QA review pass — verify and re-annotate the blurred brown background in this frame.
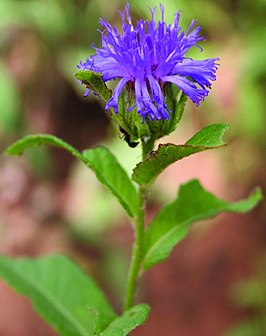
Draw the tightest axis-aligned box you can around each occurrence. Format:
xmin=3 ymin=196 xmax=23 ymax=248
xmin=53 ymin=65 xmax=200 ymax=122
xmin=0 ymin=0 xmax=265 ymax=335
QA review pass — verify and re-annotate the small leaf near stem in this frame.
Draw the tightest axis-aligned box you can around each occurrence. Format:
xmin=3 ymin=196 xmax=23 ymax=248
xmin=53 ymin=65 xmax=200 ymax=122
xmin=102 ymin=304 xmax=150 ymax=336
xmin=123 ymin=138 xmax=154 ymax=311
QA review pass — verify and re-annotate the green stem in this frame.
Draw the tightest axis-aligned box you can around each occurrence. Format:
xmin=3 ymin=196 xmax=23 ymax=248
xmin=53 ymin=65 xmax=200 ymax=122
xmin=123 ymin=139 xmax=154 ymax=312
xmin=123 ymin=185 xmax=146 ymax=311
xmin=141 ymin=136 xmax=155 ymax=160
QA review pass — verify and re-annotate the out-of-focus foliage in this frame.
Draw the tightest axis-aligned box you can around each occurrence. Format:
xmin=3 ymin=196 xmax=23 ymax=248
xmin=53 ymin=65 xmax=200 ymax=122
xmin=0 ymin=0 xmax=106 ymax=94
xmin=227 ymin=258 xmax=266 ymax=336
xmin=0 ymin=60 xmax=20 ymax=135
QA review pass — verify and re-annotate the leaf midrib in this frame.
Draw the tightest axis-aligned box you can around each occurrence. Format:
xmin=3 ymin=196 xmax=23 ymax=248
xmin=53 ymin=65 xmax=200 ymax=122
xmin=1 ymin=262 xmax=90 ymax=336
xmin=142 ymin=206 xmax=226 ymax=268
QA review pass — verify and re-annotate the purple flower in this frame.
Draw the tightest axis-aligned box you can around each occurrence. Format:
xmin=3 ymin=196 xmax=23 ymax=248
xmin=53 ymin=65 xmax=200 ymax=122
xmin=78 ymin=3 xmax=218 ymax=121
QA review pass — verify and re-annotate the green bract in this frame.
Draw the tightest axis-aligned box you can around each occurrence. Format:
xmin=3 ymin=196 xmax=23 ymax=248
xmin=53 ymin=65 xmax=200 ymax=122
xmin=75 ymin=70 xmax=188 ymax=145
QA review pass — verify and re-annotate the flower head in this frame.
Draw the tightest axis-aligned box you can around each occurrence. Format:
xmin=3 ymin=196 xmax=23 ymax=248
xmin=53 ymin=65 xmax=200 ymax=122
xmin=78 ymin=3 xmax=218 ymax=121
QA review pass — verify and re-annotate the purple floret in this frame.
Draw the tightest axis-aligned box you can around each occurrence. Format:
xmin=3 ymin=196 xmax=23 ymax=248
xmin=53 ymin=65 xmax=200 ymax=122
xmin=78 ymin=3 xmax=219 ymax=121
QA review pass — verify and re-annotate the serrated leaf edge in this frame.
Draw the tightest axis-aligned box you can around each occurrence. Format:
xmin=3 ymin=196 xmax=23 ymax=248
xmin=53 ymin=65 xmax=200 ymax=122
xmin=132 ymin=142 xmax=226 ymax=186
xmin=142 ymin=185 xmax=262 ymax=270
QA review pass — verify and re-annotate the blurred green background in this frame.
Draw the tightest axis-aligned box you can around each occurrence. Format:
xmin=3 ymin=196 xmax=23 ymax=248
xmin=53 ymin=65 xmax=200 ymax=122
xmin=0 ymin=1 xmax=265 ymax=335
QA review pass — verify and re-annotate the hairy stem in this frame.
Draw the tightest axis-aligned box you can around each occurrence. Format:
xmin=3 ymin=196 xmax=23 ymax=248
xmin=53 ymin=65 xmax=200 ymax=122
xmin=123 ymin=139 xmax=153 ymax=311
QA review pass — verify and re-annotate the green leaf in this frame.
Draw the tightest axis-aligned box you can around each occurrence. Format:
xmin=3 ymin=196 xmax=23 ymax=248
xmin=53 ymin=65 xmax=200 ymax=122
xmin=0 ymin=255 xmax=116 ymax=336
xmin=82 ymin=147 xmax=139 ymax=217
xmin=5 ymin=135 xmax=139 ymax=217
xmin=5 ymin=134 xmax=83 ymax=159
xmin=132 ymin=123 xmax=229 ymax=186
xmin=186 ymin=123 xmax=229 ymax=146
xmin=142 ymin=179 xmax=262 ymax=270
xmin=75 ymin=70 xmax=112 ymax=104
xmin=101 ymin=304 xmax=150 ymax=336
